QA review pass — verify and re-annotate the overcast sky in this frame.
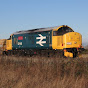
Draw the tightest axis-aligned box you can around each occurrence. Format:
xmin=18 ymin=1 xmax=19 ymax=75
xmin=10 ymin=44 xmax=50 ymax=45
xmin=0 ymin=0 xmax=88 ymax=45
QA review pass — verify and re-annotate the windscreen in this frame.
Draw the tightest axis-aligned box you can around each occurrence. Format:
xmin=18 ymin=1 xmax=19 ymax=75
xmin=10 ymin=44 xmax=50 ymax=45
xmin=53 ymin=26 xmax=74 ymax=36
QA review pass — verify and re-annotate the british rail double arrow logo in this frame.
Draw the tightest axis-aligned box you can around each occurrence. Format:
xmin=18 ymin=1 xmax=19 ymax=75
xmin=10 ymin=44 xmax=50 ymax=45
xmin=36 ymin=34 xmax=46 ymax=46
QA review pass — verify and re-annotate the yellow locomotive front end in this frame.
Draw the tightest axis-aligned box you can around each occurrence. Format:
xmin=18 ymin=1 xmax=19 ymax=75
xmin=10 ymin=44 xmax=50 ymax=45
xmin=52 ymin=25 xmax=82 ymax=58
xmin=63 ymin=32 xmax=82 ymax=57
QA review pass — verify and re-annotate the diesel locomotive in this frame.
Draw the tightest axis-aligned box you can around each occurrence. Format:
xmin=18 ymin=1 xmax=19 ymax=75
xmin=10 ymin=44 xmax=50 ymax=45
xmin=2 ymin=25 xmax=83 ymax=57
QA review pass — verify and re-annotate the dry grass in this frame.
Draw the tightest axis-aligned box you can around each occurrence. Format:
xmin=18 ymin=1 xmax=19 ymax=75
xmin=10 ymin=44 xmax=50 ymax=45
xmin=0 ymin=55 xmax=88 ymax=88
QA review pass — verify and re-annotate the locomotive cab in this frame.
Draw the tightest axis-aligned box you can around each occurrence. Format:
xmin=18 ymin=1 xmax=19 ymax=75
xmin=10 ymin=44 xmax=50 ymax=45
xmin=52 ymin=25 xmax=82 ymax=57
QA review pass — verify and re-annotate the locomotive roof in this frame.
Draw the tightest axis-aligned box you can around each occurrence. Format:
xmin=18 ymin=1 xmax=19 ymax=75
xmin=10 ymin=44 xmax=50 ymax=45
xmin=13 ymin=25 xmax=72 ymax=35
xmin=13 ymin=26 xmax=60 ymax=35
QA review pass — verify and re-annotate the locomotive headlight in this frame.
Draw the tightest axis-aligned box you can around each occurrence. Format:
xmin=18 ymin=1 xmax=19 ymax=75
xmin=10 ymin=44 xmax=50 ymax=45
xmin=67 ymin=42 xmax=72 ymax=45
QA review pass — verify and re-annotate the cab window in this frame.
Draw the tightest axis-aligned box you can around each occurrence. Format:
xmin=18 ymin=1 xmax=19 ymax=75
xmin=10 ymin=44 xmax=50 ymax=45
xmin=53 ymin=27 xmax=74 ymax=36
xmin=53 ymin=31 xmax=57 ymax=36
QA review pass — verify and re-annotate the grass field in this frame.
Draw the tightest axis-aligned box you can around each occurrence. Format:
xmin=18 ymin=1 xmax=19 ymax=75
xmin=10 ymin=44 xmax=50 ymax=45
xmin=0 ymin=55 xmax=88 ymax=88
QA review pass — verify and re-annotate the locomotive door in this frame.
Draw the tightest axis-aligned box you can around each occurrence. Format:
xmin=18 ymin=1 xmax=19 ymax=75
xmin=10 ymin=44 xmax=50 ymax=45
xmin=52 ymin=30 xmax=63 ymax=49
xmin=57 ymin=36 xmax=63 ymax=49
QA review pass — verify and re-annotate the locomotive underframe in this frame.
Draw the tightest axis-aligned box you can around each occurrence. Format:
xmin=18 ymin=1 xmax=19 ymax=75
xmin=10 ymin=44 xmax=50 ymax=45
xmin=3 ymin=48 xmax=84 ymax=58
xmin=3 ymin=49 xmax=64 ymax=57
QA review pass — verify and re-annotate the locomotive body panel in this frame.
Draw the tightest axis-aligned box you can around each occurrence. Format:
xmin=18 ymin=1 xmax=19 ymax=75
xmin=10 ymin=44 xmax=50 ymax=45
xmin=52 ymin=36 xmax=63 ymax=49
xmin=12 ymin=31 xmax=52 ymax=50
xmin=63 ymin=32 xmax=82 ymax=48
xmin=6 ymin=39 xmax=12 ymax=51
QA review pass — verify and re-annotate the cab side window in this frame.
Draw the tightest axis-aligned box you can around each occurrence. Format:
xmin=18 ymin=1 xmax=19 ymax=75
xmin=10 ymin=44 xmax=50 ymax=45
xmin=57 ymin=27 xmax=64 ymax=35
xmin=53 ymin=27 xmax=64 ymax=36
xmin=53 ymin=31 xmax=57 ymax=36
xmin=53 ymin=27 xmax=74 ymax=36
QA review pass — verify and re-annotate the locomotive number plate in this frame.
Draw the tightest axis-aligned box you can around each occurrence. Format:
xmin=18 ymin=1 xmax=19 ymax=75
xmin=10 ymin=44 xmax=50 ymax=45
xmin=67 ymin=42 xmax=72 ymax=45
xmin=18 ymin=42 xmax=22 ymax=45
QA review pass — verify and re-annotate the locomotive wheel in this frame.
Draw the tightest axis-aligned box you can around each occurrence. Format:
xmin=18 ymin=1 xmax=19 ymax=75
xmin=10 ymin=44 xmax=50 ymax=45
xmin=73 ymin=52 xmax=78 ymax=58
xmin=2 ymin=51 xmax=6 ymax=55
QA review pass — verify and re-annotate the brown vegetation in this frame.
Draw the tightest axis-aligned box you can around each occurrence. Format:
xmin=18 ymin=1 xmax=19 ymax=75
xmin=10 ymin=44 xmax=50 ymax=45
xmin=0 ymin=55 xmax=88 ymax=88
xmin=0 ymin=39 xmax=5 ymax=46
xmin=0 ymin=39 xmax=6 ymax=54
